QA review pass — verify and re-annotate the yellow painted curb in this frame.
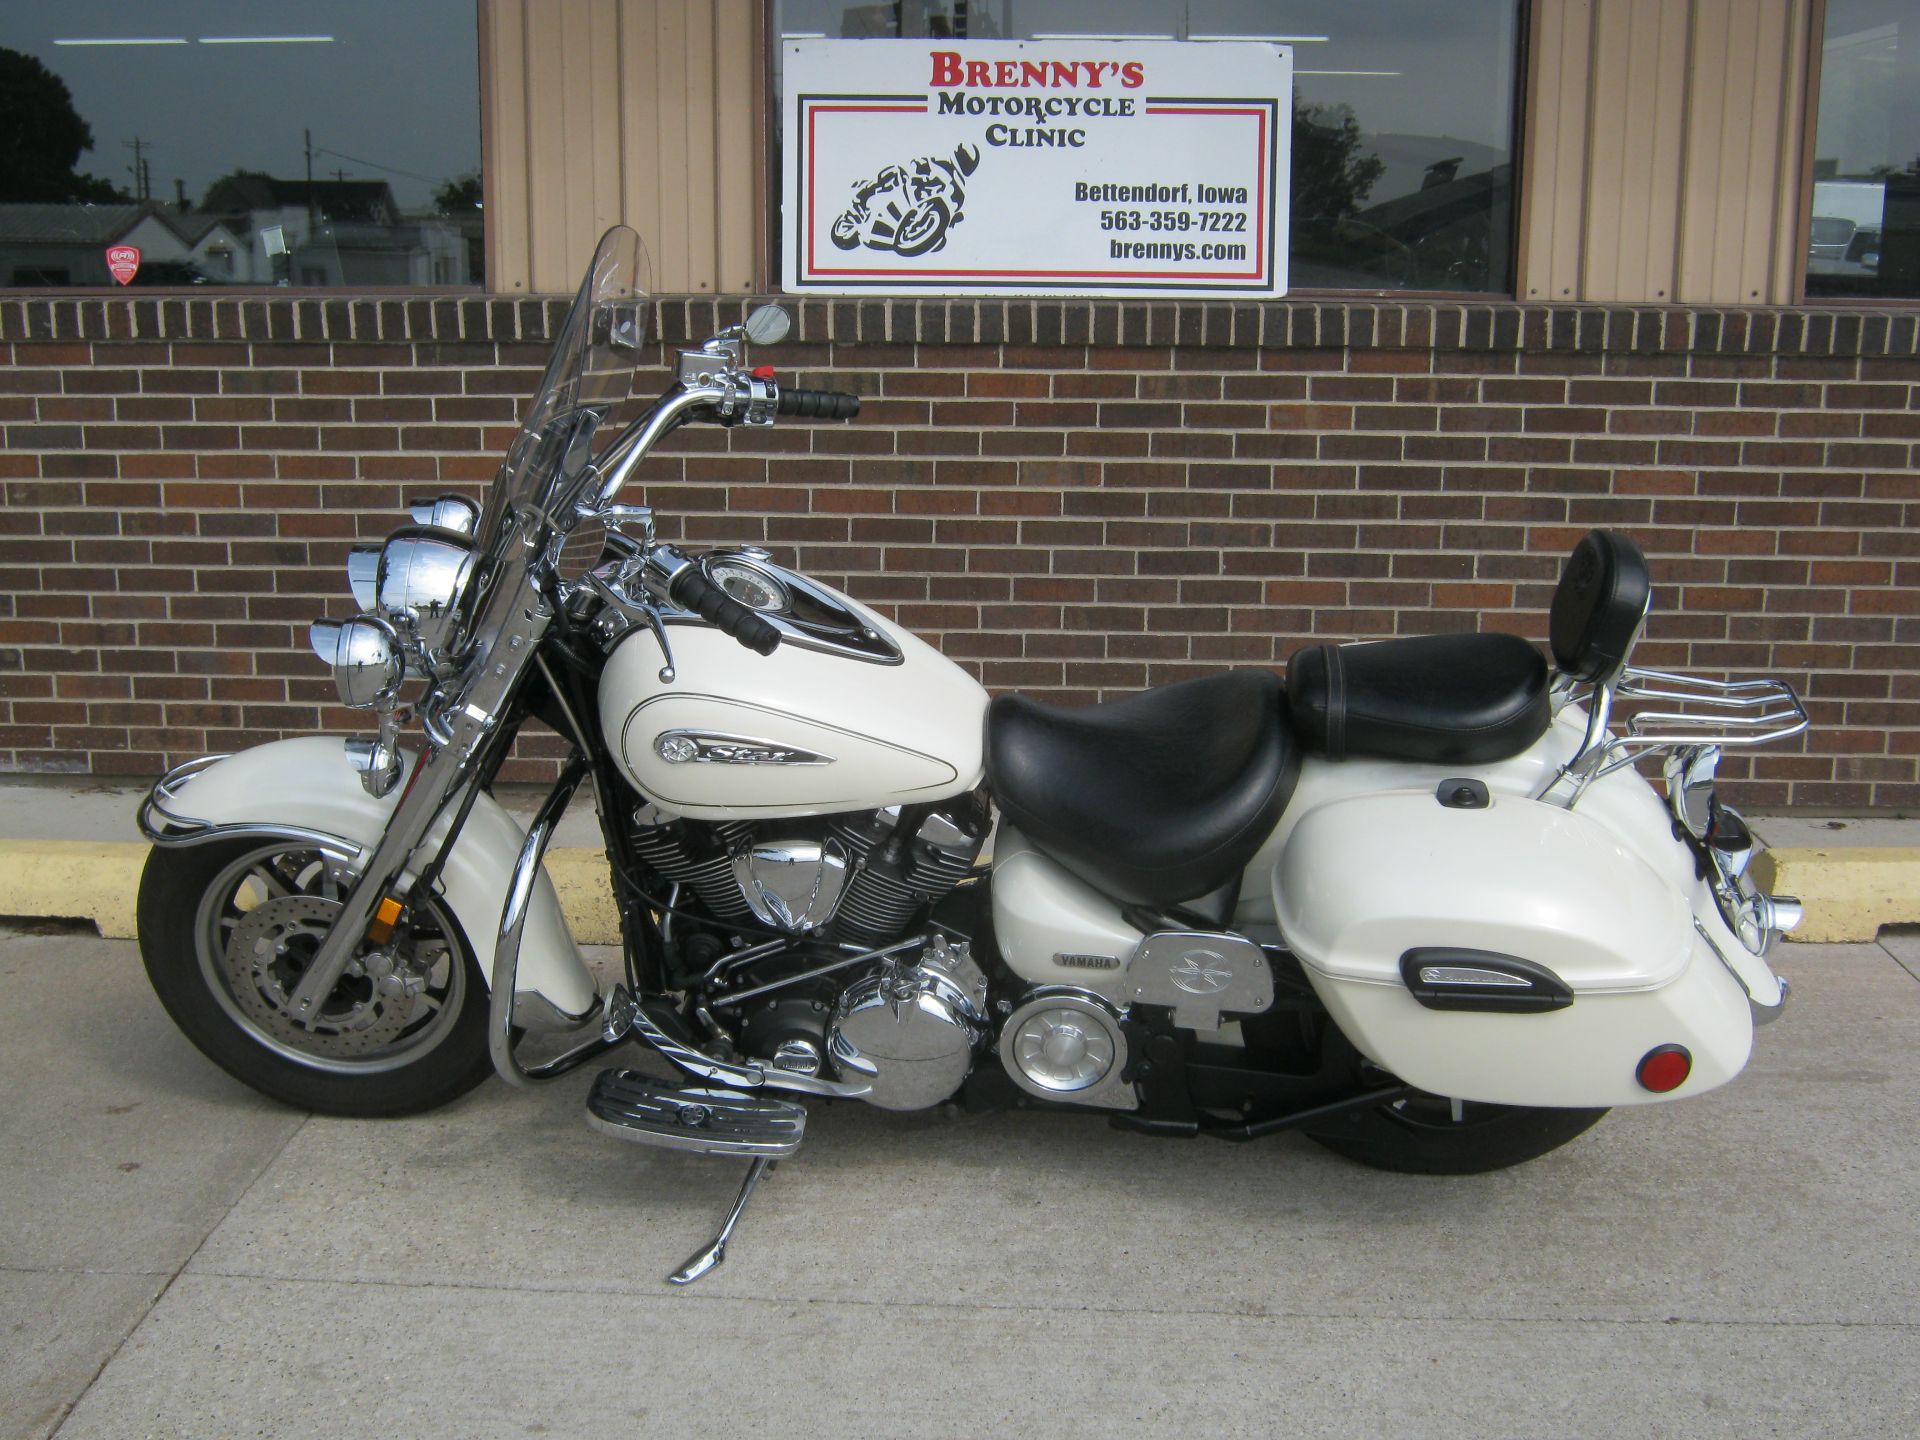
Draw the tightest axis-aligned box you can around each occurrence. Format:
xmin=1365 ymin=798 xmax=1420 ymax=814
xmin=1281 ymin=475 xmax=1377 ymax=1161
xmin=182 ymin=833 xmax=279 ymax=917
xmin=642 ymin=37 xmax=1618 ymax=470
xmin=540 ymin=848 xmax=622 ymax=945
xmin=3 ymin=839 xmax=1912 ymax=950
xmin=1753 ymin=846 xmax=1920 ymax=944
xmin=0 ymin=840 xmax=145 ymax=938
xmin=0 ymin=840 xmax=624 ymax=945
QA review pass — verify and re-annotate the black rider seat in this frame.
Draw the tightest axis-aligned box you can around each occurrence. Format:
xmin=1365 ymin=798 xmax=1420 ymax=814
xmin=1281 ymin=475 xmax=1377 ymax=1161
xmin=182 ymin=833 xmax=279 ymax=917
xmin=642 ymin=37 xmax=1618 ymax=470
xmin=1285 ymin=632 xmax=1550 ymax=765
xmin=985 ymin=669 xmax=1300 ymax=909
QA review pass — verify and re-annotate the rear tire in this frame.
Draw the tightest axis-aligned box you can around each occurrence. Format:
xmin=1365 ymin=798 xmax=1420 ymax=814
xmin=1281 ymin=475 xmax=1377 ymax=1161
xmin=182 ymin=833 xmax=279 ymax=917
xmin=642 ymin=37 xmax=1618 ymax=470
xmin=1307 ymin=1092 xmax=1607 ymax=1175
xmin=139 ymin=838 xmax=494 ymax=1117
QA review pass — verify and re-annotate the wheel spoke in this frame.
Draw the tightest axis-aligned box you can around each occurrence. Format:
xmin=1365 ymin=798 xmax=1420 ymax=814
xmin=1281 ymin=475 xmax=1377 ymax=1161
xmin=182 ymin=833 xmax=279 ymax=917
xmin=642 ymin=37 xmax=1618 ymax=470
xmin=188 ymin=841 xmax=468 ymax=1077
xmin=249 ymin=863 xmax=294 ymax=900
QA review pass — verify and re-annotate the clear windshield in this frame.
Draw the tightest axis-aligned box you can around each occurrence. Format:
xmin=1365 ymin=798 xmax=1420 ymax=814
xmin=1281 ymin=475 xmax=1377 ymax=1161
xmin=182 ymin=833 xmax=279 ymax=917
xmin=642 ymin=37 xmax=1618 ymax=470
xmin=476 ymin=226 xmax=652 ymax=554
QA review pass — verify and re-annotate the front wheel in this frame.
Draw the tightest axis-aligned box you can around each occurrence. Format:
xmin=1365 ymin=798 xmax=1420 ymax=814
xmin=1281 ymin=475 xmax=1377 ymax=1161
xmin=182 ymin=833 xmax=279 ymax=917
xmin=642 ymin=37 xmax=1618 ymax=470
xmin=139 ymin=837 xmax=494 ymax=1116
xmin=891 ymin=197 xmax=952 ymax=256
xmin=1306 ymin=1091 xmax=1607 ymax=1175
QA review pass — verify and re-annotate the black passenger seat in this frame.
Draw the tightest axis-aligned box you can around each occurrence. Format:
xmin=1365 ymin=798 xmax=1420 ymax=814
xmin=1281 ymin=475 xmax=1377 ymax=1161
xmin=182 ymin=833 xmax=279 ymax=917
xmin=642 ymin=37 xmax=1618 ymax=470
xmin=1285 ymin=632 xmax=1550 ymax=765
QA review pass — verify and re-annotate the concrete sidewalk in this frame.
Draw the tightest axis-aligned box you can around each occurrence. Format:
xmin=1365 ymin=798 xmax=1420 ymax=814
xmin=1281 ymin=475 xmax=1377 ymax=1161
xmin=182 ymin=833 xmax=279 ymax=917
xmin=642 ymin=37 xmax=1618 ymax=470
xmin=2 ymin=775 xmax=1915 ymax=942
xmin=4 ymin=920 xmax=1918 ymax=1437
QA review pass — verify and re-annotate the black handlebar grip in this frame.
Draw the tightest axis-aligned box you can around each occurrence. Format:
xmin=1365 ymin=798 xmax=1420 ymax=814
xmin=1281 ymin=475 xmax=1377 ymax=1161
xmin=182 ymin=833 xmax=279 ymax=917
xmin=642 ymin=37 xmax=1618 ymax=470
xmin=775 ymin=387 xmax=861 ymax=420
xmin=669 ymin=567 xmax=782 ymax=656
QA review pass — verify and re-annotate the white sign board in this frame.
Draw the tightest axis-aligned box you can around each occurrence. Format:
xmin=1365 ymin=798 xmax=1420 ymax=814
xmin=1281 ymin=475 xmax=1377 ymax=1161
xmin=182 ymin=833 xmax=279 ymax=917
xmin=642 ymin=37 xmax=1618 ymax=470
xmin=782 ymin=40 xmax=1290 ymax=297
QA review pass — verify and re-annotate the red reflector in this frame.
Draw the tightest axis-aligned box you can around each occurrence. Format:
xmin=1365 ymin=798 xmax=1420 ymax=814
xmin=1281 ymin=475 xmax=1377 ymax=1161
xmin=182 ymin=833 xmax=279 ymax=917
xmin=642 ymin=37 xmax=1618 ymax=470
xmin=1637 ymin=1044 xmax=1692 ymax=1093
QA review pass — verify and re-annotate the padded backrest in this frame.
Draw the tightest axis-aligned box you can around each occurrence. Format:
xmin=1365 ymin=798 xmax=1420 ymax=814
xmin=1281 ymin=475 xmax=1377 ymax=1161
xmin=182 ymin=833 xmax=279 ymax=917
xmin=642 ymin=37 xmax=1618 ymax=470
xmin=1550 ymin=529 xmax=1651 ymax=683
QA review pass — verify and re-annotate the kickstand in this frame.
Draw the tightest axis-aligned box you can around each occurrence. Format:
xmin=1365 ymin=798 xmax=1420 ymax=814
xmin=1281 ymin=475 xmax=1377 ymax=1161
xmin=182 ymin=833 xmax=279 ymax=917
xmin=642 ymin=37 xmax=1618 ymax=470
xmin=668 ymin=1156 xmax=776 ymax=1286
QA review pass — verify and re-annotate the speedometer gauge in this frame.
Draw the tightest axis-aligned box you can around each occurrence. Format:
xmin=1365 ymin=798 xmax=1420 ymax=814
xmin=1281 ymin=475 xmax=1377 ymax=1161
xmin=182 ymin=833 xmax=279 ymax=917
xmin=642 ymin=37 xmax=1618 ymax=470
xmin=705 ymin=559 xmax=789 ymax=613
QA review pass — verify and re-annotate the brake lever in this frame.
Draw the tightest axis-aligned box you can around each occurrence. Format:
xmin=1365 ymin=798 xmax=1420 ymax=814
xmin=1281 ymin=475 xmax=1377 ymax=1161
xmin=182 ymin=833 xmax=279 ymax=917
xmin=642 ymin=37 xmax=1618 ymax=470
xmin=583 ymin=569 xmax=678 ymax=684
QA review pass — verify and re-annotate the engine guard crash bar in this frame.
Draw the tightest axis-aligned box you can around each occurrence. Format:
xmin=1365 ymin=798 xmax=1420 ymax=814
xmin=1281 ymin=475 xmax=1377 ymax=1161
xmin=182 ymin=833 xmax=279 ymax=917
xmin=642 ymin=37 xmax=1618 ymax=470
xmin=489 ymin=753 xmax=623 ymax=1086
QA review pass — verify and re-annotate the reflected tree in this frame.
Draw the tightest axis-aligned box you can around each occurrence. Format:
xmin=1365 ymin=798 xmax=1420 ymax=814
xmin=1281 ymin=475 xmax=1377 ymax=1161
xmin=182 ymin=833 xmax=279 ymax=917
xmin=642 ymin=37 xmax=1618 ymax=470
xmin=0 ymin=48 xmax=128 ymax=203
xmin=434 ymin=173 xmax=482 ymax=215
xmin=1292 ymin=101 xmax=1384 ymax=223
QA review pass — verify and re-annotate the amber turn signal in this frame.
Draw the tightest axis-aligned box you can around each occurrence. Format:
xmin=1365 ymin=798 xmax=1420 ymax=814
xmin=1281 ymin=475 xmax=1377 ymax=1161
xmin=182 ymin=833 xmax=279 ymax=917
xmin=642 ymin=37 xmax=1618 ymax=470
xmin=366 ymin=895 xmax=406 ymax=946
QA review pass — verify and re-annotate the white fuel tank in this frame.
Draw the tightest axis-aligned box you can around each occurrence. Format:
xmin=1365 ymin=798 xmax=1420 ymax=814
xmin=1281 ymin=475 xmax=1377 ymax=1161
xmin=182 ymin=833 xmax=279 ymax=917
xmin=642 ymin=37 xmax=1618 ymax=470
xmin=598 ymin=597 xmax=988 ymax=821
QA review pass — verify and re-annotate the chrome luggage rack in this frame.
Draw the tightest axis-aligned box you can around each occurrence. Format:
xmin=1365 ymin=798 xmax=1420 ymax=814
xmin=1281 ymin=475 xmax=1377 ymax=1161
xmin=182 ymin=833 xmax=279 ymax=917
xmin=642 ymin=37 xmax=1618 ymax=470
xmin=1540 ymin=666 xmax=1809 ymax=806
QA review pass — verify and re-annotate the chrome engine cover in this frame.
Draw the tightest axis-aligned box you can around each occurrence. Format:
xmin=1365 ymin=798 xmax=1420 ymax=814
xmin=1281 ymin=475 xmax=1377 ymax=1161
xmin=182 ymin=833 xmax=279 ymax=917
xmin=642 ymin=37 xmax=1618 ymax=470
xmin=731 ymin=838 xmax=850 ymax=932
xmin=826 ymin=938 xmax=987 ymax=1110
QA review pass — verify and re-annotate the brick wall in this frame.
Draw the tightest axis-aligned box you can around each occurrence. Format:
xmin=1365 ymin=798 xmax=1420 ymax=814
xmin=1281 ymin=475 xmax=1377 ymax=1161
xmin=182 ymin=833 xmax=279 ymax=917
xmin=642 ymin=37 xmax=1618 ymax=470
xmin=1 ymin=293 xmax=1916 ymax=807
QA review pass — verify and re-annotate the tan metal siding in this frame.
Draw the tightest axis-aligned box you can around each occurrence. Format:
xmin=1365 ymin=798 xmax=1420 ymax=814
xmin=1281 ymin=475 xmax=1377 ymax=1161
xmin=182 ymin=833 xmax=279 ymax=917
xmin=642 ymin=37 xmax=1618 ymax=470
xmin=1582 ymin=0 xmax=1689 ymax=302
xmin=480 ymin=0 xmax=762 ymax=293
xmin=1520 ymin=0 xmax=1593 ymax=300
xmin=1676 ymin=0 xmax=1812 ymax=304
xmin=1520 ymin=0 xmax=1815 ymax=305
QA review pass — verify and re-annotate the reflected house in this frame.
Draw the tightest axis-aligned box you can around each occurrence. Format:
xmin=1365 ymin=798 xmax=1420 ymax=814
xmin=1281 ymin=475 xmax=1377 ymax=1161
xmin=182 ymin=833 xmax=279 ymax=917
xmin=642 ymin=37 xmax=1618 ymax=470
xmin=1288 ymin=122 xmax=1513 ymax=292
xmin=171 ymin=211 xmax=252 ymax=284
xmin=1292 ymin=161 xmax=1514 ymax=292
xmin=200 ymin=175 xmax=469 ymax=287
xmin=0 ymin=202 xmax=245 ymax=286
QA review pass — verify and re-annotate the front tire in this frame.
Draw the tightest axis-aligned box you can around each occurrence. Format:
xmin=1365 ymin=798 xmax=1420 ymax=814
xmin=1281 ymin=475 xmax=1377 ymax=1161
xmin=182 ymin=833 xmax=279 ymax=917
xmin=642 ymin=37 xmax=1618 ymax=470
xmin=891 ymin=198 xmax=952 ymax=256
xmin=1307 ymin=1092 xmax=1607 ymax=1175
xmin=139 ymin=837 xmax=494 ymax=1116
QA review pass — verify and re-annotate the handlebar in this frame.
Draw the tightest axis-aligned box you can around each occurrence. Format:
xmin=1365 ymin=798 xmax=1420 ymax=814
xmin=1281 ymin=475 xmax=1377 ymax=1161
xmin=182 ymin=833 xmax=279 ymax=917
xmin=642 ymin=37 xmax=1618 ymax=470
xmin=776 ymin=387 xmax=861 ymax=421
xmin=668 ymin=566 xmax=782 ymax=656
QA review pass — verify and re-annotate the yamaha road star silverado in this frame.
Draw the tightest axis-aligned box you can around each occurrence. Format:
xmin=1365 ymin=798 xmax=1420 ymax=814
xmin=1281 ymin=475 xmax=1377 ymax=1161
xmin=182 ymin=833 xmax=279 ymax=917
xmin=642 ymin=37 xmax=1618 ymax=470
xmin=138 ymin=227 xmax=1810 ymax=1285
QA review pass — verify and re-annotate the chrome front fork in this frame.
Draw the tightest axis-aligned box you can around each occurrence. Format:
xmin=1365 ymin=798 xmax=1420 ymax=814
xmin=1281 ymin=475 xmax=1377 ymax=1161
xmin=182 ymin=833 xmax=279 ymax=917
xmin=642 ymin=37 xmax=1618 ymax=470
xmin=286 ymin=566 xmax=554 ymax=1023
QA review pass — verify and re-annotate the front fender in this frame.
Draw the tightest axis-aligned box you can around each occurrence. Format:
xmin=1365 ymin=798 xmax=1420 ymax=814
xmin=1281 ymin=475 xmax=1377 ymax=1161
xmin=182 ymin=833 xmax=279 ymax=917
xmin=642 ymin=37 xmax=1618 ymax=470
xmin=148 ymin=737 xmax=597 ymax=1018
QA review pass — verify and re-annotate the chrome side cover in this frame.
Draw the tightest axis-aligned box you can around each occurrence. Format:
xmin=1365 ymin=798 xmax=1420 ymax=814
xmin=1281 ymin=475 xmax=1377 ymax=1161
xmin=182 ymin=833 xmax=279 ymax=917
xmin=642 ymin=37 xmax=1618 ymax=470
xmin=998 ymin=988 xmax=1136 ymax=1112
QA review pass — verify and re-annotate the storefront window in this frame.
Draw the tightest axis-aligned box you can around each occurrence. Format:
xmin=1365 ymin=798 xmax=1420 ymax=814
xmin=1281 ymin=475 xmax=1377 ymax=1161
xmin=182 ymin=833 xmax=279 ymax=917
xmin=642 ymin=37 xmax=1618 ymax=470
xmin=1808 ymin=0 xmax=1920 ymax=299
xmin=773 ymin=0 xmax=1520 ymax=293
xmin=0 ymin=2 xmax=482 ymax=289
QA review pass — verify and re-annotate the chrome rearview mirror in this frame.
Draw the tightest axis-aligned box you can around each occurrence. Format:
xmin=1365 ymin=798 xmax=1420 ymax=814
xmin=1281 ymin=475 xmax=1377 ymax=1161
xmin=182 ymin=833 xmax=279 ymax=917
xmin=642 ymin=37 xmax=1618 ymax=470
xmin=743 ymin=304 xmax=791 ymax=346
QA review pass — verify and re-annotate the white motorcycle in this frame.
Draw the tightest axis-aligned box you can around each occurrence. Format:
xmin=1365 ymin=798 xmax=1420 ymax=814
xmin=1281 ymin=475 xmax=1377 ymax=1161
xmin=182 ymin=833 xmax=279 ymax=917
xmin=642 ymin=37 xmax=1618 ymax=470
xmin=138 ymin=227 xmax=1809 ymax=1284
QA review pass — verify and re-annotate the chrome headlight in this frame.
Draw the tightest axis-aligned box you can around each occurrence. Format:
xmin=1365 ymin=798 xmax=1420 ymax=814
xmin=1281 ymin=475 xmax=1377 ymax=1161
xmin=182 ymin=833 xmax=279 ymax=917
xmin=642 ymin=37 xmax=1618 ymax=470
xmin=376 ymin=526 xmax=477 ymax=662
xmin=310 ymin=615 xmax=404 ymax=709
xmin=346 ymin=545 xmax=380 ymax=609
xmin=408 ymin=493 xmax=480 ymax=537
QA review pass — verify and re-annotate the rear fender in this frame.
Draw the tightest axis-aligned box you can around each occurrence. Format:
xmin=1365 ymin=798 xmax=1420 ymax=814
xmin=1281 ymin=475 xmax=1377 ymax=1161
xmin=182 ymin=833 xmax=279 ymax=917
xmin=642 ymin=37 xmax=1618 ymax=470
xmin=147 ymin=737 xmax=597 ymax=1018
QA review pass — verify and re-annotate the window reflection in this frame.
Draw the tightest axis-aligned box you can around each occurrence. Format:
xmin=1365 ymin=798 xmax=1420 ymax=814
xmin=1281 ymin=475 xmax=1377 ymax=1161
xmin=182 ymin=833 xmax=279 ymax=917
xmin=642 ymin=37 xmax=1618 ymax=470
xmin=1808 ymin=0 xmax=1920 ymax=298
xmin=773 ymin=0 xmax=1520 ymax=293
xmin=0 ymin=2 xmax=481 ymax=289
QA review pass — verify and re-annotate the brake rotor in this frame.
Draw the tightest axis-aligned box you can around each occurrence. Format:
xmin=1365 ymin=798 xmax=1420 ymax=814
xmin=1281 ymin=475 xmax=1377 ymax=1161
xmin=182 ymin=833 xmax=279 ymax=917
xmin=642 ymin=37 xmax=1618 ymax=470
xmin=222 ymin=894 xmax=424 ymax=1058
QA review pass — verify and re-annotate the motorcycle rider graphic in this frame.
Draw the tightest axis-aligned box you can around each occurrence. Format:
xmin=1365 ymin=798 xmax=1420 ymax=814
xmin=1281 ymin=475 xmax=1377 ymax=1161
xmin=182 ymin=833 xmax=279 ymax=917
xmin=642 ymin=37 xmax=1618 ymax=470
xmin=831 ymin=143 xmax=981 ymax=256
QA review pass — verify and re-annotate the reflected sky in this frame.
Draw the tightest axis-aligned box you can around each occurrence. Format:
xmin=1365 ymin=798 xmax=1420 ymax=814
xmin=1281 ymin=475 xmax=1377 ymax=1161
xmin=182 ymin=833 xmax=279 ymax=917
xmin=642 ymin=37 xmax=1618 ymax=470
xmin=778 ymin=0 xmax=1519 ymax=153
xmin=0 ymin=0 xmax=479 ymax=210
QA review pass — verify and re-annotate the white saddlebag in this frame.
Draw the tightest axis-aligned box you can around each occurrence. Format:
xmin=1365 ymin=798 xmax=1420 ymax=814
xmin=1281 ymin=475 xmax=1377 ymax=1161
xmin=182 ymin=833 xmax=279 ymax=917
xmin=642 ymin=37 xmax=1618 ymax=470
xmin=1271 ymin=787 xmax=1753 ymax=1108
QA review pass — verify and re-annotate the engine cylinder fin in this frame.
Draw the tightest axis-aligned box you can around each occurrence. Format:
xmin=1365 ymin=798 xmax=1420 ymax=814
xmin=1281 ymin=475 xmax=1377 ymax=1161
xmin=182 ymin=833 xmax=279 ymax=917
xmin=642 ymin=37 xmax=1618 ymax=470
xmin=630 ymin=814 xmax=755 ymax=921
